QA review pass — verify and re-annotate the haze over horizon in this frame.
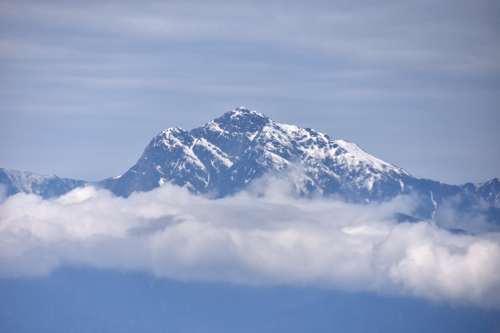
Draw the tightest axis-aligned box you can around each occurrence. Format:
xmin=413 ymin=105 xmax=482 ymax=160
xmin=1 ymin=0 xmax=499 ymax=184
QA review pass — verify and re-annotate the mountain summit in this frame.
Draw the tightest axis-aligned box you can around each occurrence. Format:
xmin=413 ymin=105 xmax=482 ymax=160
xmin=102 ymin=107 xmax=410 ymax=201
xmin=2 ymin=107 xmax=499 ymax=224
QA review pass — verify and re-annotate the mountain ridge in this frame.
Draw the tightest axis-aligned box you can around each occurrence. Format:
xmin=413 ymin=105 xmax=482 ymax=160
xmin=1 ymin=107 xmax=499 ymax=224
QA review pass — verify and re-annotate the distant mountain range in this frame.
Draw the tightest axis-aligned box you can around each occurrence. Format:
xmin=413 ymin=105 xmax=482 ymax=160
xmin=2 ymin=107 xmax=499 ymax=224
xmin=0 ymin=168 xmax=86 ymax=199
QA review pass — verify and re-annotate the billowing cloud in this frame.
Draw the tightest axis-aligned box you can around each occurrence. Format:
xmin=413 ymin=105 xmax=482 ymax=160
xmin=1 ymin=180 xmax=499 ymax=309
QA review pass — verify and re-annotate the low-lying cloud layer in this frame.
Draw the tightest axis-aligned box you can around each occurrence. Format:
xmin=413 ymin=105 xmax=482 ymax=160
xmin=1 ymin=181 xmax=499 ymax=309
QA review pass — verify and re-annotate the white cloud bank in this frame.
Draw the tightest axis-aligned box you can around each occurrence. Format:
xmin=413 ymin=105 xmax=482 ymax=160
xmin=0 ymin=181 xmax=499 ymax=309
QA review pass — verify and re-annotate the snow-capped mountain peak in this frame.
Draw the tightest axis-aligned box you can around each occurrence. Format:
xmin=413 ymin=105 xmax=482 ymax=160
xmin=203 ymin=107 xmax=270 ymax=141
xmin=101 ymin=107 xmax=413 ymax=200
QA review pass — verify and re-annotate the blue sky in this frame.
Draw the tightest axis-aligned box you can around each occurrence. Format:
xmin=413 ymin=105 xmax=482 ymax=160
xmin=0 ymin=0 xmax=499 ymax=184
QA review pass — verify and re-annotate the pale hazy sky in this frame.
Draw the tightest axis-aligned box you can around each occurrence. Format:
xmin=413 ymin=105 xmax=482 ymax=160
xmin=0 ymin=0 xmax=499 ymax=184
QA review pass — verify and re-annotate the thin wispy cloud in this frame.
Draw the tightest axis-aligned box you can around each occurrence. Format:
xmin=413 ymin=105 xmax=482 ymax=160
xmin=1 ymin=0 xmax=499 ymax=183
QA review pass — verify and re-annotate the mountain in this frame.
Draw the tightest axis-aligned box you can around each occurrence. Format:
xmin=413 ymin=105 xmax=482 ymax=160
xmin=0 ymin=168 xmax=86 ymax=199
xmin=102 ymin=107 xmax=410 ymax=200
xmin=1 ymin=107 xmax=499 ymax=224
